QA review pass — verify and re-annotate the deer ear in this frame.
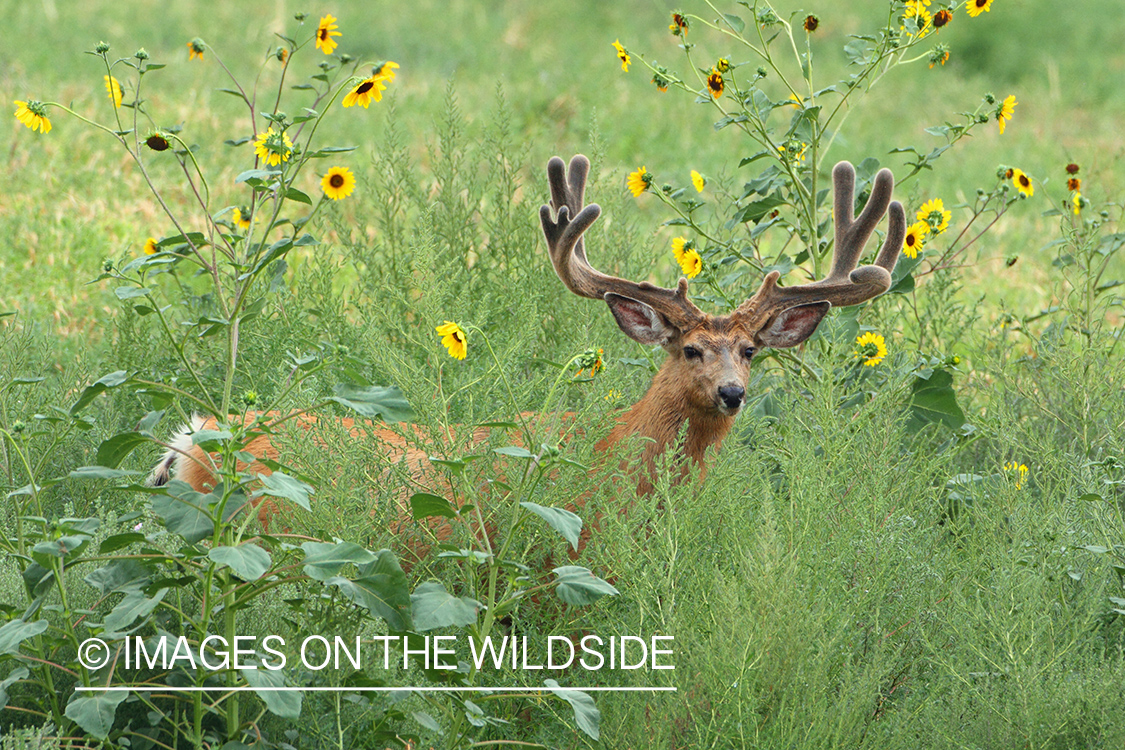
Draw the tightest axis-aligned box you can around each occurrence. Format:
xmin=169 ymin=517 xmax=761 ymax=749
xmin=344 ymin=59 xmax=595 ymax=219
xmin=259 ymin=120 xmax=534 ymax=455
xmin=757 ymin=301 xmax=831 ymax=349
xmin=604 ymin=293 xmax=677 ymax=346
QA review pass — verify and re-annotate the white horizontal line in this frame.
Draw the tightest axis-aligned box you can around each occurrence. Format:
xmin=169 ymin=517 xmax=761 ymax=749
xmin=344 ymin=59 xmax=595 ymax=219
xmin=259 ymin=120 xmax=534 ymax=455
xmin=75 ymin=686 xmax=676 ymax=693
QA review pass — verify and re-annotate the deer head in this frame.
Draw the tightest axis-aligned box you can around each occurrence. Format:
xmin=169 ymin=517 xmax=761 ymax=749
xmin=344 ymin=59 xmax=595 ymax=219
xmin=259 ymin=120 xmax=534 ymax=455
xmin=540 ymin=155 xmax=905 ymax=474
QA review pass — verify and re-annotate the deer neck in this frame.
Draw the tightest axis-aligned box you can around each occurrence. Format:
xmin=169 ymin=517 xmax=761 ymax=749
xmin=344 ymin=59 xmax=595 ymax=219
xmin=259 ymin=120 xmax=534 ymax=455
xmin=598 ymin=361 xmax=737 ymax=491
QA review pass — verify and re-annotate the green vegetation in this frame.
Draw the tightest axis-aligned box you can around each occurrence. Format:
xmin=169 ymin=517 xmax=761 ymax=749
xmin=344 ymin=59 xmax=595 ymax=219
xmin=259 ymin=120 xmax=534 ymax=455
xmin=2 ymin=1 xmax=1124 ymax=748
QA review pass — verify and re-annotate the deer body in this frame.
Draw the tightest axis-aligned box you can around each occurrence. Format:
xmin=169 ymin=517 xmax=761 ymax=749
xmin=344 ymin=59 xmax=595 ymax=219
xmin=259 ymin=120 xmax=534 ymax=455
xmin=151 ymin=155 xmax=904 ymax=537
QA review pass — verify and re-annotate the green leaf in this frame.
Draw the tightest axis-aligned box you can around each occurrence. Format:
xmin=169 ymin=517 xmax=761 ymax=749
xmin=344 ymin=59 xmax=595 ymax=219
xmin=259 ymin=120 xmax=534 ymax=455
xmin=152 ymin=480 xmax=216 ymax=543
xmin=411 ymin=581 xmax=482 ymax=631
xmin=235 ymin=168 xmax=280 ymax=184
xmin=97 ymin=532 xmax=147 ymax=554
xmin=0 ymin=619 xmax=49 ymax=655
xmin=737 ymin=194 xmax=787 ymax=224
xmin=521 ymin=502 xmax=582 ymax=551
xmin=552 ymin=566 xmax=619 ymax=606
xmin=324 ymin=550 xmax=412 ymax=630
xmin=96 ymin=431 xmax=152 ymax=468
xmin=0 ymin=667 xmax=29 ymax=710
xmin=209 ymin=543 xmax=271 ymax=580
xmin=328 ymin=384 xmax=413 ymax=422
xmin=70 ymin=370 xmax=129 ymax=415
xmin=301 ymin=541 xmax=376 ymax=581
xmin=65 ymin=691 xmax=128 ymax=740
xmin=285 ymin=187 xmax=313 ymax=205
xmin=410 ymin=493 xmax=458 ymax=520
xmin=494 ymin=445 xmax=534 ymax=459
xmin=242 ymin=667 xmax=302 ymax=719
xmin=544 ymin=679 xmax=600 ymax=740
xmin=69 ymin=466 xmax=143 ymax=480
xmin=84 ymin=559 xmax=152 ymax=595
xmin=906 ymin=368 xmax=966 ymax=433
xmin=253 ymin=470 xmax=314 ymax=511
xmin=722 ymin=13 xmax=745 ymax=33
xmin=114 ymin=286 xmax=151 ymax=300
xmin=32 ymin=535 xmax=90 ymax=559
xmin=104 ymin=588 xmax=168 ymax=633
xmin=888 ymin=253 xmax=924 ymax=295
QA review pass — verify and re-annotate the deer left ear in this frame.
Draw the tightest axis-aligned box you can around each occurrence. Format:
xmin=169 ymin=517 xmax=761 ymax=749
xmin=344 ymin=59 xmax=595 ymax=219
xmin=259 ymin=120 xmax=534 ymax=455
xmin=604 ymin=293 xmax=677 ymax=346
xmin=757 ymin=301 xmax=831 ymax=349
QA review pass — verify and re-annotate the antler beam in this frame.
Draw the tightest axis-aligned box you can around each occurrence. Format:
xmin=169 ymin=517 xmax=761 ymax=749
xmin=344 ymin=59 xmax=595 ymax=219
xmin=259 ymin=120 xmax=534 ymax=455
xmin=540 ymin=155 xmax=706 ymax=331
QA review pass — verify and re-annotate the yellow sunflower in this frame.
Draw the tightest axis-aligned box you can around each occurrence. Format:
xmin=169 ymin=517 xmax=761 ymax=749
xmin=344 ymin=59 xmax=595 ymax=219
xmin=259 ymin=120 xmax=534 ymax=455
xmin=691 ymin=170 xmax=705 ymax=192
xmin=104 ymin=75 xmax=122 ymax=108
xmin=612 ymin=40 xmax=630 ymax=72
xmin=315 ymin=14 xmax=341 ymax=55
xmin=1067 ymin=177 xmax=1081 ymax=192
xmin=186 ymin=38 xmax=205 ymax=61
xmin=917 ymin=198 xmax=951 ymax=233
xmin=14 ymin=100 xmax=51 ymax=134
xmin=626 ymin=166 xmax=651 ymax=197
xmin=671 ymin=236 xmax=692 ymax=262
xmin=966 ymin=0 xmax=993 ymax=18
xmin=436 ymin=321 xmax=467 ymax=360
xmin=231 ymin=207 xmax=251 ymax=230
xmin=933 ymin=9 xmax=953 ymax=29
xmin=342 ymin=75 xmax=387 ymax=108
xmin=854 ymin=331 xmax=887 ymax=367
xmin=143 ymin=237 xmax=158 ymax=255
xmin=706 ymin=69 xmax=724 ymax=98
xmin=902 ymin=221 xmax=929 ymax=259
xmin=373 ymin=61 xmax=400 ymax=82
xmin=670 ymin=12 xmax=688 ymax=35
xmin=1072 ymin=192 xmax=1084 ymax=216
xmin=997 ymin=94 xmax=1017 ymax=134
xmin=678 ymin=249 xmax=703 ymax=279
xmin=1010 ymin=168 xmax=1033 ymax=197
xmin=253 ymin=126 xmax=293 ymax=167
xmin=1003 ymin=461 xmax=1028 ymax=489
xmin=321 ymin=166 xmax=356 ymax=200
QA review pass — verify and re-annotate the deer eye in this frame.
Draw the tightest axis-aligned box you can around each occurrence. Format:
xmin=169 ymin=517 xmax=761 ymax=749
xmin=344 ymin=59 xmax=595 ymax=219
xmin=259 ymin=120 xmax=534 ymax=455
xmin=742 ymin=346 xmax=757 ymax=359
xmin=683 ymin=346 xmax=703 ymax=361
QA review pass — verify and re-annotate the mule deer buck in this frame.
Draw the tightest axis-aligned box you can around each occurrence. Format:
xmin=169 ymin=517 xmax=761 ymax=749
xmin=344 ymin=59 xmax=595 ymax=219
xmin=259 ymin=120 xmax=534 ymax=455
xmin=150 ymin=155 xmax=904 ymax=531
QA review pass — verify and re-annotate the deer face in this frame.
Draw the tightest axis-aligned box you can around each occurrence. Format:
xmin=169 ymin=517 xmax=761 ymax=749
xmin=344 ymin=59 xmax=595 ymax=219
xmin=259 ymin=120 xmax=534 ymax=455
xmin=606 ymin=294 xmax=833 ymax=417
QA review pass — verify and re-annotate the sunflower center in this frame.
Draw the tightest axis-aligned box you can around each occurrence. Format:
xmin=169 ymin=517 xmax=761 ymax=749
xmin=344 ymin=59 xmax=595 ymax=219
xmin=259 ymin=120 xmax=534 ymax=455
xmin=329 ymin=173 xmax=345 ymax=188
xmin=356 ymin=81 xmax=374 ymax=95
xmin=975 ymin=0 xmax=987 ymax=6
xmin=1019 ymin=175 xmax=1030 ymax=187
xmin=906 ymin=234 xmax=918 ymax=247
xmin=318 ymin=29 xmax=328 ymax=41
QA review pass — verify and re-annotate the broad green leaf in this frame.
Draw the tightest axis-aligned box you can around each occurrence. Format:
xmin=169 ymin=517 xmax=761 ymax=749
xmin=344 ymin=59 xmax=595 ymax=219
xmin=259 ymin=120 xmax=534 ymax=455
xmin=242 ymin=666 xmax=302 ymax=719
xmin=253 ymin=470 xmax=314 ymax=511
xmin=722 ymin=13 xmax=745 ymax=33
xmin=411 ymin=581 xmax=482 ymax=631
xmin=494 ymin=446 xmax=533 ymax=459
xmin=96 ymin=432 xmax=151 ymax=468
xmin=545 ymin=679 xmax=600 ymax=740
xmin=32 ymin=535 xmax=90 ymax=559
xmin=301 ymin=541 xmax=375 ymax=581
xmin=906 ymin=368 xmax=965 ymax=433
xmin=84 ymin=559 xmax=152 ymax=594
xmin=65 ymin=691 xmax=128 ymax=740
xmin=152 ymin=481 xmax=216 ymax=543
xmin=0 ymin=619 xmax=49 ymax=655
xmin=328 ymin=384 xmax=413 ymax=422
xmin=69 ymin=370 xmax=129 ymax=415
xmin=325 ymin=550 xmax=412 ymax=630
xmin=209 ymin=543 xmax=271 ymax=580
xmin=284 ymin=187 xmax=313 ymax=205
xmin=0 ymin=667 xmax=29 ymax=710
xmin=103 ymin=588 xmax=168 ymax=633
xmin=410 ymin=493 xmax=458 ymax=520
xmin=521 ymin=502 xmax=582 ymax=551
xmin=552 ymin=566 xmax=619 ymax=606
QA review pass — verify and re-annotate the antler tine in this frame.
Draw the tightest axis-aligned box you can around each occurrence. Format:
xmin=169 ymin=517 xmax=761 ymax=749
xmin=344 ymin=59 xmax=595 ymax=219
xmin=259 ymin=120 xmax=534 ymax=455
xmin=540 ymin=155 xmax=706 ymax=330
xmin=734 ymin=160 xmax=905 ymax=320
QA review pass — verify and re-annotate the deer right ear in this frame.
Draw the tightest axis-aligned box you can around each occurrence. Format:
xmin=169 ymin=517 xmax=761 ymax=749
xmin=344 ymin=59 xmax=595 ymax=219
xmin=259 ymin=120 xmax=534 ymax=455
xmin=757 ymin=301 xmax=831 ymax=349
xmin=604 ymin=293 xmax=677 ymax=346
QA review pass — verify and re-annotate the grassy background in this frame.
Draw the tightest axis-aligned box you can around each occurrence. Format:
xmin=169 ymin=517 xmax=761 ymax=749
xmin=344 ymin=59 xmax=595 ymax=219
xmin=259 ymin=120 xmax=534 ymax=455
xmin=2 ymin=1 xmax=1125 ymax=748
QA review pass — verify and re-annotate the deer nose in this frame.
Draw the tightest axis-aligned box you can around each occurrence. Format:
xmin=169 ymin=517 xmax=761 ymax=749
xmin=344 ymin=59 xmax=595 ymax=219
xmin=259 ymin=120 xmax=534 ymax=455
xmin=718 ymin=385 xmax=745 ymax=410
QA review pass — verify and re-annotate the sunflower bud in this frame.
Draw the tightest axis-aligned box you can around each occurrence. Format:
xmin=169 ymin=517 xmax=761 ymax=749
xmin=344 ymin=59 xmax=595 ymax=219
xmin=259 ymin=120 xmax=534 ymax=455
xmin=241 ymin=390 xmax=258 ymax=407
xmin=984 ymin=93 xmax=996 ymax=105
xmin=135 ymin=48 xmax=150 ymax=61
xmin=11 ymin=420 xmax=26 ymax=434
xmin=756 ymin=66 xmax=767 ymax=78
xmin=103 ymin=258 xmax=114 ymax=272
xmin=339 ymin=53 xmax=354 ymax=64
xmin=94 ymin=41 xmax=110 ymax=54
xmin=145 ymin=132 xmax=171 ymax=152
xmin=294 ymin=12 xmax=307 ymax=21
